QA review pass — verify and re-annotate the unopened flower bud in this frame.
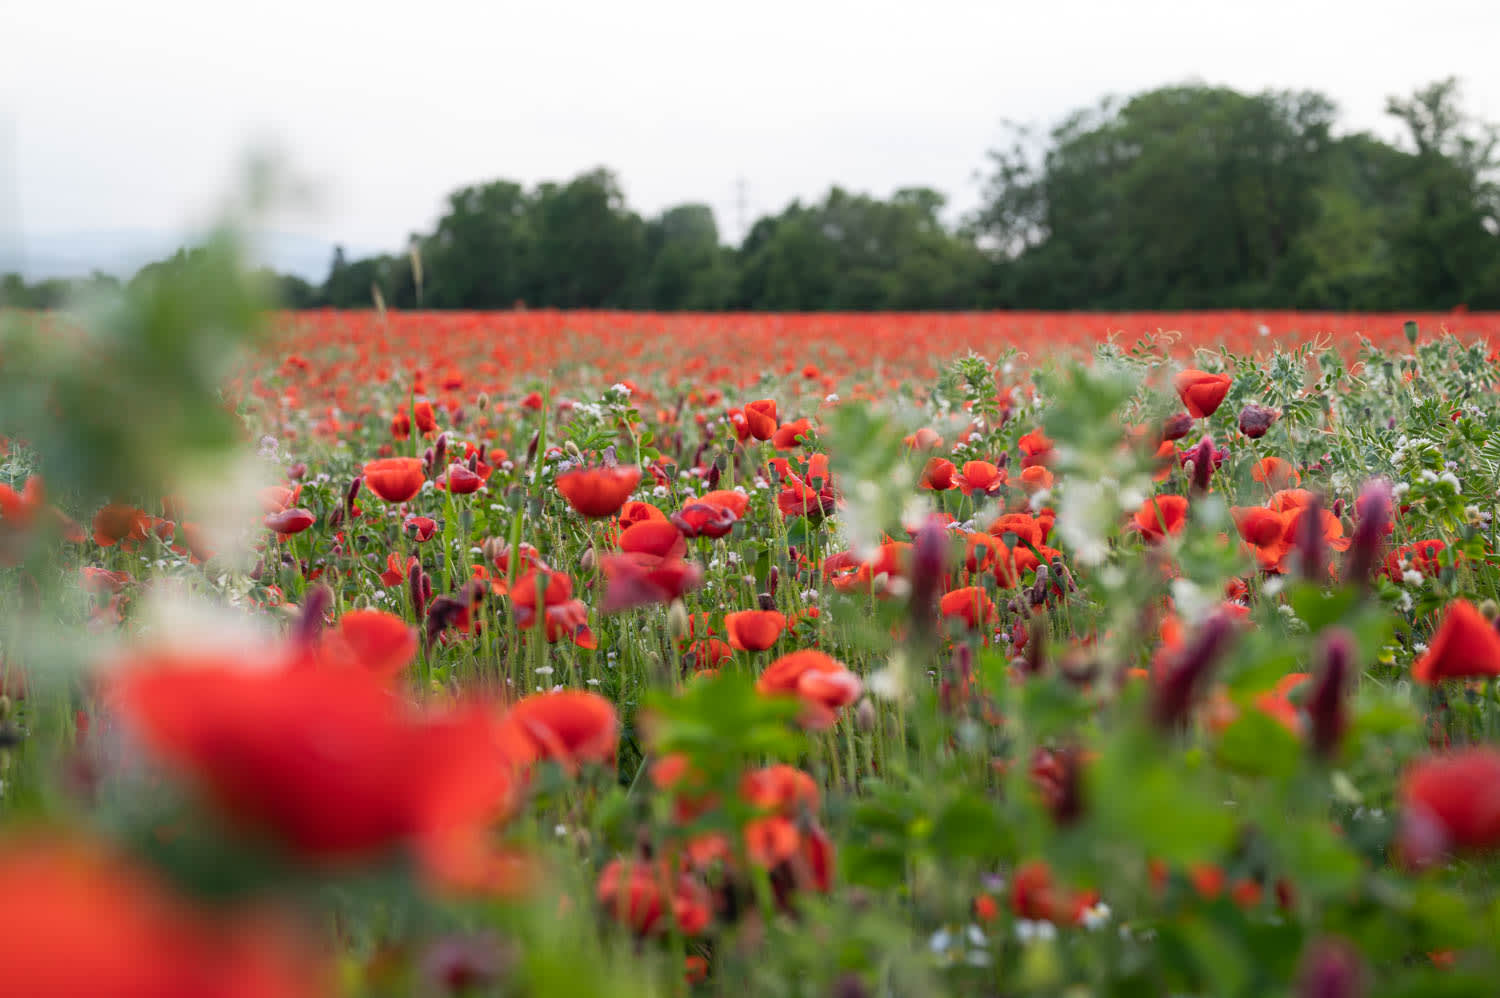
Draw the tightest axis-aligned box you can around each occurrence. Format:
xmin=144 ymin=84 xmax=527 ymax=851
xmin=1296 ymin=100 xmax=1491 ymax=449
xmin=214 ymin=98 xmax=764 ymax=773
xmin=1162 ymin=411 xmax=1194 ymax=441
xmin=1346 ymin=479 xmax=1391 ymax=588
xmin=855 ymin=698 xmax=876 ymax=732
xmin=1151 ymin=611 xmax=1237 ymax=729
xmin=1297 ymin=938 xmax=1366 ymax=998
xmin=1307 ymin=630 xmax=1352 ymax=759
xmin=1294 ymin=493 xmax=1326 ymax=582
xmin=1237 ymin=404 xmax=1279 ymax=439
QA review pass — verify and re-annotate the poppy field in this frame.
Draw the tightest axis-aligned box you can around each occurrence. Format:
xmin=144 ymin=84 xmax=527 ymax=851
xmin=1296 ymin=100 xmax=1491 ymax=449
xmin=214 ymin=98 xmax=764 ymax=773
xmin=7 ymin=256 xmax=1500 ymax=997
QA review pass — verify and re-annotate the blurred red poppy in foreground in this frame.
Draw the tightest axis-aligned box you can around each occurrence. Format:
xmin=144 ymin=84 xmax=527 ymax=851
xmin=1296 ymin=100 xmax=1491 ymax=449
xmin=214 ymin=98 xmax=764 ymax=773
xmin=110 ymin=658 xmax=520 ymax=865
xmin=1400 ymin=747 xmax=1500 ymax=865
xmin=0 ymin=837 xmax=328 ymax=998
xmin=1412 ymin=600 xmax=1500 ymax=684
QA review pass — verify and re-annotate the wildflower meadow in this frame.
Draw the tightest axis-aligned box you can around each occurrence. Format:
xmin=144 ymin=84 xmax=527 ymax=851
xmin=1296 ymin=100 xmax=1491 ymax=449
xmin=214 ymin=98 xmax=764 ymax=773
xmin=5 ymin=241 xmax=1500 ymax=997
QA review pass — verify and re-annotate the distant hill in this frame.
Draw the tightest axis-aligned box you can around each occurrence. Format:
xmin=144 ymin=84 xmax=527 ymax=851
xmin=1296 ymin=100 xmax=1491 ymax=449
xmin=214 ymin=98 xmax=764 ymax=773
xmin=0 ymin=229 xmax=378 ymax=283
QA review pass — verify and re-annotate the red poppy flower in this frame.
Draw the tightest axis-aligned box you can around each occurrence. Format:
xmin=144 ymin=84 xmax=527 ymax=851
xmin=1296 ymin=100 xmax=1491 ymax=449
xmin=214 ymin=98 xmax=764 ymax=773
xmin=413 ymin=400 xmax=438 ymax=434
xmin=685 ymin=637 xmax=734 ymax=671
xmin=510 ymin=570 xmax=595 ymax=648
xmin=498 ymin=690 xmax=618 ymax=772
xmin=599 ymin=553 xmax=703 ymax=612
xmin=616 ymin=501 xmax=667 ymax=535
xmin=1401 ymin=747 xmax=1500 ymax=854
xmin=0 ymin=837 xmax=329 ymax=998
xmin=380 ymin=552 xmax=418 ymax=587
xmin=989 ymin=512 xmax=1048 ymax=547
xmin=1384 ymin=539 xmax=1452 ymax=582
xmin=1251 ymin=456 xmax=1300 ymax=489
xmin=672 ymin=501 xmax=737 ymax=539
xmin=921 ymin=457 xmax=957 ymax=491
xmin=940 ymin=586 xmax=997 ymax=631
xmin=391 ymin=409 xmax=411 ymax=440
xmin=905 ymin=427 xmax=943 ymax=451
xmin=596 ymin=858 xmax=713 ymax=937
xmin=109 ymin=660 xmax=520 ymax=861
xmin=618 ymin=520 xmax=687 ymax=560
xmin=327 ymin=609 xmax=418 ymax=679
xmin=362 ymin=458 xmax=425 ymax=503
xmin=956 ymin=461 xmax=1006 ymax=497
xmin=1017 ymin=429 xmax=1054 ymax=468
xmin=1174 ymin=369 xmax=1233 ymax=419
xmin=1413 ymin=600 xmax=1500 ymax=683
xmin=695 ymin=489 xmax=750 ymax=518
xmin=725 ymin=610 xmax=788 ymax=651
xmin=757 ymin=650 xmax=862 ymax=728
xmin=1133 ymin=495 xmax=1189 ymax=542
xmin=772 ymin=418 xmax=813 ymax=450
xmin=776 ymin=470 xmax=837 ymax=522
xmin=92 ymin=504 xmax=152 ymax=547
xmin=556 ymin=466 xmax=641 ymax=518
xmin=1232 ymin=506 xmax=1292 ymax=571
xmin=743 ymin=399 xmax=778 ymax=441
xmin=442 ymin=463 xmax=486 ymax=495
xmin=405 ymin=515 xmax=438 ymax=543
xmin=1019 ymin=465 xmax=1053 ymax=493
xmin=264 ymin=508 xmax=315 ymax=537
xmin=259 ymin=485 xmax=299 ymax=514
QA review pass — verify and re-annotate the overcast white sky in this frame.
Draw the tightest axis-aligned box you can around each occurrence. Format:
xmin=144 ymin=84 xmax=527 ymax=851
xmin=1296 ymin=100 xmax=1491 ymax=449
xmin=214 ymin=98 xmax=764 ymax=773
xmin=4 ymin=0 xmax=1500 ymax=257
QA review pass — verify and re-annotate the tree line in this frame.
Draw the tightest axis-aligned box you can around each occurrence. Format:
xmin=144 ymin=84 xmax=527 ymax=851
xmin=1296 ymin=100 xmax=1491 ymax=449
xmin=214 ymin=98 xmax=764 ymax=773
xmin=6 ymin=78 xmax=1497 ymax=312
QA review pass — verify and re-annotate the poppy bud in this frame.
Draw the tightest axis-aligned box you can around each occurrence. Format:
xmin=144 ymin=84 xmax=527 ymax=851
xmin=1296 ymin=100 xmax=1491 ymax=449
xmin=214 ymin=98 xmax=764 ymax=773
xmin=1029 ymin=564 xmax=1051 ymax=606
xmin=1346 ymin=480 xmax=1391 ymax=587
xmin=757 ymin=592 xmax=776 ymax=611
xmin=1307 ymin=630 xmax=1351 ymax=759
xmin=293 ymin=584 xmax=332 ymax=647
xmin=909 ymin=514 xmax=948 ymax=638
xmin=1294 ymin=493 xmax=1326 ymax=582
xmin=476 ymin=392 xmax=489 ymax=411
xmin=345 ymin=475 xmax=363 ymax=514
xmin=1162 ymin=411 xmax=1194 ymax=441
xmin=767 ymin=565 xmax=780 ymax=597
xmin=830 ymin=973 xmax=869 ymax=998
xmin=1331 ymin=498 xmax=1344 ymax=519
xmin=526 ymin=431 xmax=540 ymax=464
xmin=420 ymin=934 xmax=508 ymax=996
xmin=1296 ymin=938 xmax=1366 ymax=998
xmin=855 ymin=698 xmax=876 ymax=732
xmin=288 ymin=461 xmax=308 ymax=480
xmin=1237 ymin=404 xmax=1279 ymax=438
xmin=995 ymin=451 xmax=1009 ymax=469
xmin=409 ymin=561 xmax=427 ymax=619
xmin=327 ymin=505 xmax=344 ymax=532
xmin=1151 ymin=611 xmax=1237 ymax=729
xmin=422 ymin=447 xmax=435 ymax=478
xmin=1189 ymin=436 xmax=1215 ymax=494
xmin=705 ymin=461 xmax=721 ymax=490
xmin=1022 ymin=611 xmax=1046 ymax=675
xmin=422 ymin=573 xmax=433 ymax=603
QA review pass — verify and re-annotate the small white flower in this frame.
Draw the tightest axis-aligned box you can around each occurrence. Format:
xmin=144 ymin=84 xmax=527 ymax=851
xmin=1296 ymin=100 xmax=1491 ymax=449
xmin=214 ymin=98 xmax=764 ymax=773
xmin=534 ymin=666 xmax=555 ymax=677
xmin=1403 ymin=570 xmax=1425 ymax=586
